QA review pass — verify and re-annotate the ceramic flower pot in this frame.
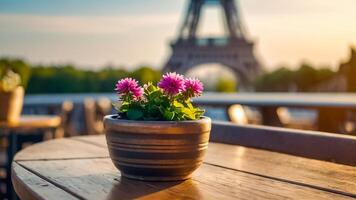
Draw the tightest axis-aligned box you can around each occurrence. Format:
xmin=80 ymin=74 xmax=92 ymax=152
xmin=104 ymin=114 xmax=211 ymax=181
xmin=0 ymin=86 xmax=24 ymax=123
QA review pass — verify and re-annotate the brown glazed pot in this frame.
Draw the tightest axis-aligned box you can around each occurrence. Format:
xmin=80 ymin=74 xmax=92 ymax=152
xmin=104 ymin=114 xmax=211 ymax=181
xmin=0 ymin=87 xmax=24 ymax=123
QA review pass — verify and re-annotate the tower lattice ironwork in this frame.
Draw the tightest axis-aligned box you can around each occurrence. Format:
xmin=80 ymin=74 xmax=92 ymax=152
xmin=162 ymin=0 xmax=262 ymax=88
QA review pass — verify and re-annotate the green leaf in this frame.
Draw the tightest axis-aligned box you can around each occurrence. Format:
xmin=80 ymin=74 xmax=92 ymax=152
xmin=161 ymin=97 xmax=170 ymax=107
xmin=127 ymin=108 xmax=144 ymax=120
xmin=186 ymin=102 xmax=194 ymax=110
xmin=173 ymin=101 xmax=184 ymax=108
xmin=194 ymin=108 xmax=205 ymax=118
xmin=150 ymin=90 xmax=161 ymax=99
xmin=182 ymin=107 xmax=196 ymax=120
xmin=163 ymin=110 xmax=175 ymax=121
xmin=146 ymin=82 xmax=157 ymax=92
xmin=146 ymin=104 xmax=160 ymax=117
xmin=120 ymin=103 xmax=130 ymax=112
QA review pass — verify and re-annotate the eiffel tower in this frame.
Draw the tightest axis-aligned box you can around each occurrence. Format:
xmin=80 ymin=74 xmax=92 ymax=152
xmin=162 ymin=0 xmax=262 ymax=88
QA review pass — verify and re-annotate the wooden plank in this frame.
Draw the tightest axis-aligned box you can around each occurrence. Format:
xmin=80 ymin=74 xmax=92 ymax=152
xmin=17 ymin=158 xmax=351 ymax=200
xmin=71 ymin=135 xmax=107 ymax=148
xmin=14 ymin=138 xmax=108 ymax=161
xmin=12 ymin=162 xmax=78 ymax=200
xmin=211 ymin=121 xmax=356 ymax=166
xmin=14 ymin=136 xmax=356 ymax=198
xmin=205 ymin=143 xmax=356 ymax=197
xmin=72 ymin=136 xmax=356 ymax=197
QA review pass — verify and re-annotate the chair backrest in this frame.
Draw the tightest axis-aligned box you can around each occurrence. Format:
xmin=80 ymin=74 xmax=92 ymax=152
xmin=83 ymin=98 xmax=112 ymax=135
xmin=211 ymin=121 xmax=356 ymax=166
xmin=96 ymin=98 xmax=112 ymax=121
xmin=83 ymin=98 xmax=97 ymax=135
xmin=60 ymin=101 xmax=75 ymax=137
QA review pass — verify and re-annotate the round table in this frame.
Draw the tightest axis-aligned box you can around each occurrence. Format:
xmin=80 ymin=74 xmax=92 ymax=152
xmin=0 ymin=115 xmax=61 ymax=199
xmin=11 ymin=135 xmax=356 ymax=200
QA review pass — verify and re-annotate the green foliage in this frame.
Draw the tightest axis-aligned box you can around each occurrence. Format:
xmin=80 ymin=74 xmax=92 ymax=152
xmin=254 ymin=67 xmax=295 ymax=92
xmin=294 ymin=64 xmax=318 ymax=91
xmin=254 ymin=64 xmax=336 ymax=92
xmin=115 ymin=83 xmax=204 ymax=121
xmin=340 ymin=48 xmax=356 ymax=92
xmin=0 ymin=58 xmax=161 ymax=94
xmin=215 ymin=78 xmax=237 ymax=92
xmin=131 ymin=66 xmax=161 ymax=84
xmin=29 ymin=65 xmax=88 ymax=93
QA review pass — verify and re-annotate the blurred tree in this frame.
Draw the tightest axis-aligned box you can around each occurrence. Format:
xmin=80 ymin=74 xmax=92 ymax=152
xmin=254 ymin=67 xmax=295 ymax=92
xmin=27 ymin=65 xmax=86 ymax=93
xmin=131 ymin=66 xmax=161 ymax=84
xmin=97 ymin=67 xmax=129 ymax=92
xmin=339 ymin=48 xmax=356 ymax=92
xmin=18 ymin=61 xmax=162 ymax=94
xmin=27 ymin=65 xmax=131 ymax=93
xmin=0 ymin=55 xmax=342 ymax=94
xmin=254 ymin=64 xmax=336 ymax=92
xmin=295 ymin=63 xmax=318 ymax=91
xmin=215 ymin=78 xmax=237 ymax=92
xmin=316 ymin=68 xmax=335 ymax=83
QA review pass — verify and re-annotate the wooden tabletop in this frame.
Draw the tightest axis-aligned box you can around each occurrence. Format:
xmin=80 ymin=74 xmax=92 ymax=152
xmin=0 ymin=115 xmax=61 ymax=130
xmin=12 ymin=135 xmax=356 ymax=200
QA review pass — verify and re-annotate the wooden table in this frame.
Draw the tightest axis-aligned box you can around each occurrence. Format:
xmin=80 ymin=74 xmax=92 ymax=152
xmin=12 ymin=135 xmax=356 ymax=200
xmin=0 ymin=115 xmax=61 ymax=199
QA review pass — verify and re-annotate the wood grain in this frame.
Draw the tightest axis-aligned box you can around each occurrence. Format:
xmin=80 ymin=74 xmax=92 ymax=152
xmin=205 ymin=143 xmax=356 ymax=197
xmin=71 ymin=135 xmax=107 ymax=147
xmin=17 ymin=158 xmax=351 ymax=200
xmin=103 ymin=115 xmax=211 ymax=181
xmin=12 ymin=135 xmax=356 ymax=199
xmin=12 ymin=162 xmax=78 ymax=200
xmin=72 ymin=136 xmax=356 ymax=197
xmin=14 ymin=138 xmax=108 ymax=161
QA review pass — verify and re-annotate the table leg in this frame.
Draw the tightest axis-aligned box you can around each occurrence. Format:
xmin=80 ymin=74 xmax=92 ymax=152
xmin=260 ymin=106 xmax=283 ymax=127
xmin=6 ymin=131 xmax=46 ymax=200
xmin=6 ymin=132 xmax=19 ymax=200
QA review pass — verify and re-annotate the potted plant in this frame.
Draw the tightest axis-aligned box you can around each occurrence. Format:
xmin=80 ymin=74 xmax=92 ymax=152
xmin=104 ymin=72 xmax=211 ymax=181
xmin=0 ymin=70 xmax=24 ymax=123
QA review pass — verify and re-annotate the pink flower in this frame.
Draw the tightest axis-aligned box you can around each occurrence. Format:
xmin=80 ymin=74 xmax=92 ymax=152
xmin=184 ymin=78 xmax=204 ymax=98
xmin=158 ymin=72 xmax=186 ymax=96
xmin=115 ymin=78 xmax=143 ymax=100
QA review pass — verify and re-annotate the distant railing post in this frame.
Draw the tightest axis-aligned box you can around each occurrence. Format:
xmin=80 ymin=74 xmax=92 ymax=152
xmin=259 ymin=106 xmax=283 ymax=127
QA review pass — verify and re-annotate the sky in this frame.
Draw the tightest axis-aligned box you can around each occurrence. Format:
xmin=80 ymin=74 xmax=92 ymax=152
xmin=0 ymin=0 xmax=355 ymax=71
